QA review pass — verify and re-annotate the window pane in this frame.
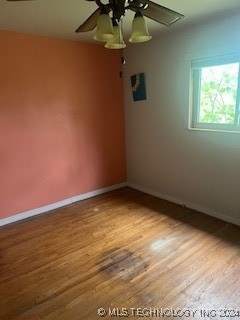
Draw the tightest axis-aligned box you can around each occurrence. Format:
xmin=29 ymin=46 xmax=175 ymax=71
xmin=199 ymin=63 xmax=239 ymax=124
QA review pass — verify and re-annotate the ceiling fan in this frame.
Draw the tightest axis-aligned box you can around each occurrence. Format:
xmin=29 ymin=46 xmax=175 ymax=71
xmin=75 ymin=0 xmax=184 ymax=33
xmin=6 ymin=0 xmax=184 ymax=30
xmin=6 ymin=0 xmax=184 ymax=49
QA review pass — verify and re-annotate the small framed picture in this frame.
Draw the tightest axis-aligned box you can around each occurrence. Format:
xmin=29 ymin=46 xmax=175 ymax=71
xmin=131 ymin=73 xmax=146 ymax=101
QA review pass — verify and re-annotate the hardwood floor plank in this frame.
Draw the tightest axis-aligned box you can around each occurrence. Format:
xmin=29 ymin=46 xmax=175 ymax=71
xmin=0 ymin=187 xmax=239 ymax=320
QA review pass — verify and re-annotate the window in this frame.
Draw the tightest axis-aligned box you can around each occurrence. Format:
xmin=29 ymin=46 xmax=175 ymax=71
xmin=190 ymin=54 xmax=240 ymax=132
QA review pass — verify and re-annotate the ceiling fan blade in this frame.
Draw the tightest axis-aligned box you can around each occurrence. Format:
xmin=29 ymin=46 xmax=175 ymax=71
xmin=75 ymin=8 xmax=101 ymax=33
xmin=132 ymin=0 xmax=184 ymax=26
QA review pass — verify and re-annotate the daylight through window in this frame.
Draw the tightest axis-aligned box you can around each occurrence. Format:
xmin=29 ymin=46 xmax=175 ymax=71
xmin=190 ymin=54 xmax=240 ymax=132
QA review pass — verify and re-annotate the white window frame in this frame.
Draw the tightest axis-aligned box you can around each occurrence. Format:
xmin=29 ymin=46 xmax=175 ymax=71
xmin=190 ymin=53 xmax=240 ymax=133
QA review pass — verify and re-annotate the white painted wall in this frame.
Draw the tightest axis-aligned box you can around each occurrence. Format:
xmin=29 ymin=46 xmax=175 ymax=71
xmin=124 ymin=13 xmax=240 ymax=223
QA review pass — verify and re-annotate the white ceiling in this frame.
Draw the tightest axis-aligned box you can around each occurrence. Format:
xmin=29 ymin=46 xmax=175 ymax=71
xmin=0 ymin=0 xmax=240 ymax=42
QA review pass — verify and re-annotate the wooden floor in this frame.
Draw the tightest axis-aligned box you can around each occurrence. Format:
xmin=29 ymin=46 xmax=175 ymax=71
xmin=0 ymin=187 xmax=240 ymax=320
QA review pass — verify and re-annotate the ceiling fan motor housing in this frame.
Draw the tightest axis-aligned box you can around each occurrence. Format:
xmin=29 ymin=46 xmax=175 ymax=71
xmin=96 ymin=0 xmax=128 ymax=21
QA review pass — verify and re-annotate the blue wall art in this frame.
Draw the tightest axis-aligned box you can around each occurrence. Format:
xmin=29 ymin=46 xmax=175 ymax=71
xmin=131 ymin=73 xmax=146 ymax=102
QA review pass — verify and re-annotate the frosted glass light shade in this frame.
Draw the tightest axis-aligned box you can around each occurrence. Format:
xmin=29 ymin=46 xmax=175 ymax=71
xmin=129 ymin=12 xmax=152 ymax=43
xmin=94 ymin=13 xmax=114 ymax=42
xmin=105 ymin=25 xmax=126 ymax=49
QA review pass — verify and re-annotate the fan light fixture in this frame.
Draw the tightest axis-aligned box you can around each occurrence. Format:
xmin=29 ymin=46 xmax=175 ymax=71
xmin=93 ymin=7 xmax=115 ymax=42
xmin=6 ymin=0 xmax=185 ymax=49
xmin=129 ymin=11 xmax=152 ymax=43
xmin=94 ymin=9 xmax=152 ymax=49
xmin=105 ymin=19 xmax=126 ymax=49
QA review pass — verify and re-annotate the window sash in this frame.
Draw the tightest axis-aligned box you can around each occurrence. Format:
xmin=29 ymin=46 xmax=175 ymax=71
xmin=191 ymin=57 xmax=240 ymax=131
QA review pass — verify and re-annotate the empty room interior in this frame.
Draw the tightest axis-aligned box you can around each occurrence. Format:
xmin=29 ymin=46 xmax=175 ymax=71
xmin=0 ymin=0 xmax=240 ymax=319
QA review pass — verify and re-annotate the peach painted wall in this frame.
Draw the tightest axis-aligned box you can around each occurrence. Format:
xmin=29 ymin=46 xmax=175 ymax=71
xmin=0 ymin=30 xmax=126 ymax=219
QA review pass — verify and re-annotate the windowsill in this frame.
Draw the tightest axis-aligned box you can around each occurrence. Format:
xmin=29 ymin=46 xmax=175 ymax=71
xmin=188 ymin=127 xmax=240 ymax=134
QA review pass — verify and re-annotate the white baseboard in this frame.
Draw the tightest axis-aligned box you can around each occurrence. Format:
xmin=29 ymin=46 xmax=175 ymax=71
xmin=128 ymin=183 xmax=240 ymax=227
xmin=2 ymin=181 xmax=239 ymax=227
xmin=0 ymin=182 xmax=127 ymax=227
